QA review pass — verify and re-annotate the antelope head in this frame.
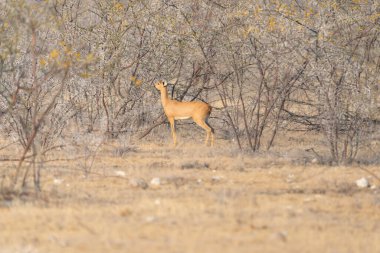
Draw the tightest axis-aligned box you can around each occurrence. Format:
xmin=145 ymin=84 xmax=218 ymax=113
xmin=154 ymin=80 xmax=168 ymax=91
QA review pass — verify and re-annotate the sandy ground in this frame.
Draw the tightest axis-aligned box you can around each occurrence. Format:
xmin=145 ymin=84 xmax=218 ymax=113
xmin=0 ymin=137 xmax=380 ymax=253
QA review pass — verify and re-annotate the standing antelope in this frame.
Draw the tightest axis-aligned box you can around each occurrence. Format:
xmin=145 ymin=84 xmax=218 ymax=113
xmin=154 ymin=80 xmax=214 ymax=146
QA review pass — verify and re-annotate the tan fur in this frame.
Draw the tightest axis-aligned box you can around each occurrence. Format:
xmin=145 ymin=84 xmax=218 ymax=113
xmin=155 ymin=81 xmax=214 ymax=146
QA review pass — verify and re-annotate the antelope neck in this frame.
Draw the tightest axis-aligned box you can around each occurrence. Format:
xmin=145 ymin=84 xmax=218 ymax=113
xmin=160 ymin=87 xmax=170 ymax=106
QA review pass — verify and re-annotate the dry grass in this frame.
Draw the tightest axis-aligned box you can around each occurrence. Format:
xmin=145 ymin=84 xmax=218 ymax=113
xmin=0 ymin=133 xmax=380 ymax=253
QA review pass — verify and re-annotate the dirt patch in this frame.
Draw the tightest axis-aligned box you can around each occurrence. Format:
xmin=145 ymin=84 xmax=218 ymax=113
xmin=0 ymin=141 xmax=379 ymax=253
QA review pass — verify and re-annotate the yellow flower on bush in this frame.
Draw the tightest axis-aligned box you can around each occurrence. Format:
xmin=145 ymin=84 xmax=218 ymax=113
xmin=268 ymin=16 xmax=276 ymax=31
xmin=130 ymin=75 xmax=142 ymax=86
xmin=50 ymin=49 xmax=59 ymax=59
xmin=39 ymin=58 xmax=47 ymax=66
xmin=85 ymin=53 xmax=94 ymax=62
xmin=305 ymin=8 xmax=314 ymax=18
xmin=74 ymin=52 xmax=81 ymax=61
xmin=79 ymin=72 xmax=90 ymax=78
xmin=135 ymin=79 xmax=142 ymax=87
xmin=113 ymin=2 xmax=124 ymax=12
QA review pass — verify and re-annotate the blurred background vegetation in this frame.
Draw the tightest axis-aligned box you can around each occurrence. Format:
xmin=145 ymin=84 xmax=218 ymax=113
xmin=0 ymin=0 xmax=379 ymax=190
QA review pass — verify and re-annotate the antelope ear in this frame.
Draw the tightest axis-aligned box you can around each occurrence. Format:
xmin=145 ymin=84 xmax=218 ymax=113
xmin=163 ymin=80 xmax=168 ymax=87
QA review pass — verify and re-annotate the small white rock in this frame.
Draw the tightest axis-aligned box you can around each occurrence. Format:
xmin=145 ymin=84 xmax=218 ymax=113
xmin=370 ymin=184 xmax=377 ymax=190
xmin=150 ymin=177 xmax=161 ymax=186
xmin=115 ymin=170 xmax=126 ymax=177
xmin=356 ymin=177 xmax=370 ymax=188
xmin=145 ymin=216 xmax=156 ymax=222
xmin=53 ymin=178 xmax=63 ymax=185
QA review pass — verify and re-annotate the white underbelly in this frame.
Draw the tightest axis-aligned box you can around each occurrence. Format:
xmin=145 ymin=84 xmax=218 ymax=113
xmin=174 ymin=116 xmax=191 ymax=120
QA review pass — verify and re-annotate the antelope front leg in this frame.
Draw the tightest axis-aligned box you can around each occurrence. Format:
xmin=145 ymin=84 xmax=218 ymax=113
xmin=205 ymin=131 xmax=210 ymax=146
xmin=168 ymin=117 xmax=177 ymax=146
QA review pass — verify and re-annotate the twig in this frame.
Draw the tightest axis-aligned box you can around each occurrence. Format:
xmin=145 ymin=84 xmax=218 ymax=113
xmin=0 ymin=141 xmax=18 ymax=151
xmin=305 ymin=148 xmax=324 ymax=162
xmin=138 ymin=114 xmax=166 ymax=140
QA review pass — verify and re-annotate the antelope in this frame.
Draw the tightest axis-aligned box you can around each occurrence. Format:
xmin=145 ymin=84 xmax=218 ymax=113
xmin=154 ymin=80 xmax=214 ymax=146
